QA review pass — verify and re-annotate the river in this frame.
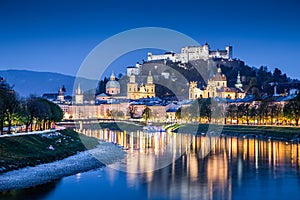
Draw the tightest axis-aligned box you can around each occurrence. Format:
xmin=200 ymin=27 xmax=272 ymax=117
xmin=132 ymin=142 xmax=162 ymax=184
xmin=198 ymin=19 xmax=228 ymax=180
xmin=1 ymin=128 xmax=300 ymax=200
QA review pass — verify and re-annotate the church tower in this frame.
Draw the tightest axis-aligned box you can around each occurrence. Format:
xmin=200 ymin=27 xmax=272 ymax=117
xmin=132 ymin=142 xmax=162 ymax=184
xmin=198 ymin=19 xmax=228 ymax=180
xmin=127 ymin=71 xmax=138 ymax=99
xmin=235 ymin=71 xmax=243 ymax=90
xmin=145 ymin=70 xmax=155 ymax=98
xmin=75 ymin=84 xmax=84 ymax=104
xmin=57 ymin=85 xmax=66 ymax=102
xmin=189 ymin=81 xmax=197 ymax=99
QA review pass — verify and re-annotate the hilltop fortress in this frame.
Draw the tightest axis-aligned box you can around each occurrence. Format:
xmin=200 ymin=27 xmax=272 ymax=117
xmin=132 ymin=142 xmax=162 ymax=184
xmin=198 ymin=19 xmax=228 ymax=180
xmin=147 ymin=43 xmax=232 ymax=63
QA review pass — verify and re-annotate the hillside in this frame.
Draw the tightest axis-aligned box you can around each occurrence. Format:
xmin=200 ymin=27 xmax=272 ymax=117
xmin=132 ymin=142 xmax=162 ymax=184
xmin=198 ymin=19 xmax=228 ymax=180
xmin=0 ymin=70 xmax=98 ymax=97
xmin=112 ymin=58 xmax=300 ymax=99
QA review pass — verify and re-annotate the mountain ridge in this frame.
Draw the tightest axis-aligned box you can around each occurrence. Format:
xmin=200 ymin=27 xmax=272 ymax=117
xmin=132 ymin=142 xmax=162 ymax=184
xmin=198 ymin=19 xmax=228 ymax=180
xmin=0 ymin=69 xmax=98 ymax=97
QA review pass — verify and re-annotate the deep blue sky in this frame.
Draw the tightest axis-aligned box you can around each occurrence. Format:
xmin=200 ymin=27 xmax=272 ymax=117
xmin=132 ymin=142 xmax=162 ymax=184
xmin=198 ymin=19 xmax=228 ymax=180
xmin=0 ymin=0 xmax=300 ymax=79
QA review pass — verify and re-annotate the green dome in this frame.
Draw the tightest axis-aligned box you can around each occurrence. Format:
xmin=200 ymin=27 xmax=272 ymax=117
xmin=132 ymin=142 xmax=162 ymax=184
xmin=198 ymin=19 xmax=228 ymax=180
xmin=106 ymin=72 xmax=121 ymax=89
xmin=106 ymin=80 xmax=120 ymax=89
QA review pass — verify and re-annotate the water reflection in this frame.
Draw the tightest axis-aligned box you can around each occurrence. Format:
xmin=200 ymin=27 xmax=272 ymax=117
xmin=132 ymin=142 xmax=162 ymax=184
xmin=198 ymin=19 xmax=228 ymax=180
xmin=0 ymin=180 xmax=61 ymax=200
xmin=3 ymin=129 xmax=300 ymax=200
xmin=78 ymin=128 xmax=300 ymax=199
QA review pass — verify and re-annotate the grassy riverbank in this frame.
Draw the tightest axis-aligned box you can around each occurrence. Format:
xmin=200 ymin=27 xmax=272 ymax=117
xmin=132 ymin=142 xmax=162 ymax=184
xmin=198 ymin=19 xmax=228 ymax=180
xmin=170 ymin=124 xmax=300 ymax=140
xmin=0 ymin=129 xmax=99 ymax=174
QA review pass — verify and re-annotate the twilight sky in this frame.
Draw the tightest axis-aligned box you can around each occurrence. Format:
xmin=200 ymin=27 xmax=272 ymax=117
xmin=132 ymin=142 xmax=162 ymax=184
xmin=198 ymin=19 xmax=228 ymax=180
xmin=0 ymin=0 xmax=300 ymax=79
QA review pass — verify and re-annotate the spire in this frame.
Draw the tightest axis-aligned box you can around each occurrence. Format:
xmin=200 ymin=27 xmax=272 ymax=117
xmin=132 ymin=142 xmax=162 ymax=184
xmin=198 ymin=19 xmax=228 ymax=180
xmin=235 ymin=71 xmax=243 ymax=90
xmin=110 ymin=72 xmax=115 ymax=81
xmin=217 ymin=65 xmax=221 ymax=73
xmin=147 ymin=70 xmax=153 ymax=84
xmin=237 ymin=72 xmax=241 ymax=84
xmin=76 ymin=83 xmax=81 ymax=95
xmin=59 ymin=85 xmax=66 ymax=95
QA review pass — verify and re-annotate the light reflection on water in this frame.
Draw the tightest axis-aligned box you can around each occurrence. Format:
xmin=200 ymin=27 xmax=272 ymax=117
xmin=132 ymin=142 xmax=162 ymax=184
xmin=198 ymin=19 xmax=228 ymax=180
xmin=2 ymin=128 xmax=300 ymax=200
xmin=77 ymin=128 xmax=300 ymax=199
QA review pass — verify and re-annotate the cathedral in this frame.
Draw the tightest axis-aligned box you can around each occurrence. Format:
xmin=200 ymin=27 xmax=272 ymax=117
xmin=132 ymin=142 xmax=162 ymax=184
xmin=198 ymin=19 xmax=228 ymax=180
xmin=189 ymin=67 xmax=245 ymax=100
xmin=106 ymin=72 xmax=121 ymax=95
xmin=127 ymin=71 xmax=155 ymax=99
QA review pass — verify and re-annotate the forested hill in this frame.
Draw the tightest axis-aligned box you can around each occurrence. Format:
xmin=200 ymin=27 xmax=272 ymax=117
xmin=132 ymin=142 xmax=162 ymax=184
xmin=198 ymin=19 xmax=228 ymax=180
xmin=97 ymin=58 xmax=300 ymax=99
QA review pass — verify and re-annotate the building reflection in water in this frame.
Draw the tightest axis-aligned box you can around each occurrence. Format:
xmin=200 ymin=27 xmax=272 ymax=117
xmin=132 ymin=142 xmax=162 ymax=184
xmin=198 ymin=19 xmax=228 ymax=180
xmin=77 ymin=128 xmax=300 ymax=200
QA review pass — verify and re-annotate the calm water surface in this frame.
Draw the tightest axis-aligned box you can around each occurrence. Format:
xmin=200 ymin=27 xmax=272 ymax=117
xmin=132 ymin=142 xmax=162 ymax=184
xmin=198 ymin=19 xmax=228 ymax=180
xmin=2 ymin=128 xmax=300 ymax=200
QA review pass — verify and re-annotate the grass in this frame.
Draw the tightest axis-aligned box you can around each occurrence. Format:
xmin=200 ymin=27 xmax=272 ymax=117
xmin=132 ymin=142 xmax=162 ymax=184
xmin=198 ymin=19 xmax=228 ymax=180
xmin=0 ymin=129 xmax=99 ymax=174
xmin=171 ymin=124 xmax=300 ymax=140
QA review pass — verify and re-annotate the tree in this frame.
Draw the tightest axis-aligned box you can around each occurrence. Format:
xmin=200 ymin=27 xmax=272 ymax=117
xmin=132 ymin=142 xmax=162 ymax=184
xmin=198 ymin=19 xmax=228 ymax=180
xmin=21 ymin=97 xmax=62 ymax=131
xmin=112 ymin=110 xmax=124 ymax=118
xmin=1 ymin=90 xmax=20 ymax=134
xmin=26 ymin=97 xmax=47 ymax=131
xmin=175 ymin=107 xmax=182 ymax=119
xmin=128 ymin=105 xmax=137 ymax=118
xmin=199 ymin=98 xmax=212 ymax=122
xmin=106 ymin=109 xmax=112 ymax=118
xmin=19 ymin=98 xmax=33 ymax=132
xmin=34 ymin=99 xmax=51 ymax=130
xmin=284 ymin=94 xmax=300 ymax=126
xmin=0 ymin=78 xmax=15 ymax=134
xmin=269 ymin=104 xmax=282 ymax=125
xmin=244 ymin=104 xmax=251 ymax=125
xmin=44 ymin=99 xmax=63 ymax=128
xmin=142 ymin=106 xmax=151 ymax=122
xmin=249 ymin=107 xmax=258 ymax=124
xmin=257 ymin=100 xmax=268 ymax=125
xmin=0 ymin=77 xmax=63 ymax=133
xmin=226 ymin=104 xmax=237 ymax=124
xmin=96 ymin=77 xmax=109 ymax=95
xmin=0 ymin=95 xmax=5 ymax=134
xmin=188 ymin=99 xmax=200 ymax=120
xmin=237 ymin=104 xmax=246 ymax=124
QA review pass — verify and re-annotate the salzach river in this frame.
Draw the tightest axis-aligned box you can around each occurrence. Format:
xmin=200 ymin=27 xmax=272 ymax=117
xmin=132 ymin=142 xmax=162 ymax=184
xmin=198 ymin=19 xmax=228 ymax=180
xmin=2 ymin=128 xmax=300 ymax=200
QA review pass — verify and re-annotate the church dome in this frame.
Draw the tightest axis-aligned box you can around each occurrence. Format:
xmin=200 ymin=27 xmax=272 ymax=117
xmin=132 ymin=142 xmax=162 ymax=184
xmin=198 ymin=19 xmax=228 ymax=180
xmin=106 ymin=72 xmax=121 ymax=96
xmin=211 ymin=67 xmax=227 ymax=81
xmin=106 ymin=72 xmax=120 ymax=89
xmin=106 ymin=80 xmax=120 ymax=89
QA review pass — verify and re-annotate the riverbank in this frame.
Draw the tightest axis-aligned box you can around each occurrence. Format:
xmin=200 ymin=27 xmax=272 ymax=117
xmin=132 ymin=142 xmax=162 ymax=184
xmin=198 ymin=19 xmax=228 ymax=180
xmin=0 ymin=141 xmax=125 ymax=192
xmin=0 ymin=129 xmax=99 ymax=174
xmin=169 ymin=124 xmax=300 ymax=141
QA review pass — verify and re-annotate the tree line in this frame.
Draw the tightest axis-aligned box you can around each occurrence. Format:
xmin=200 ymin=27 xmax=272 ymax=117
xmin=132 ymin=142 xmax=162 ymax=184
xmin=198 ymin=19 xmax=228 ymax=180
xmin=0 ymin=78 xmax=63 ymax=134
xmin=225 ymin=94 xmax=300 ymax=126
xmin=175 ymin=94 xmax=300 ymax=126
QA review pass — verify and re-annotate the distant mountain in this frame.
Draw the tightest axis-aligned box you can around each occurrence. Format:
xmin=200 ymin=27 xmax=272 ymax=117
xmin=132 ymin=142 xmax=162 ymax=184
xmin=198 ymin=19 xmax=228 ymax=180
xmin=0 ymin=70 xmax=98 ymax=97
